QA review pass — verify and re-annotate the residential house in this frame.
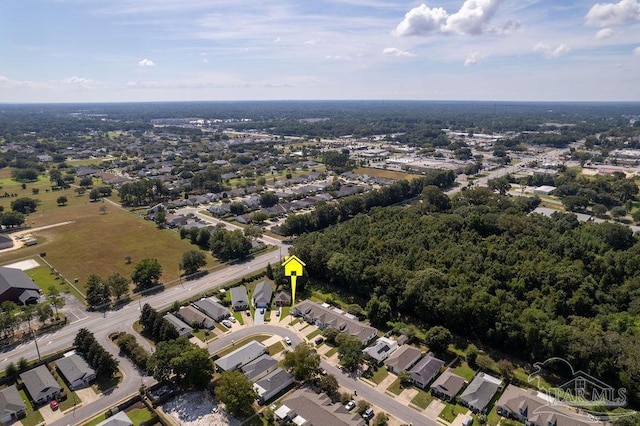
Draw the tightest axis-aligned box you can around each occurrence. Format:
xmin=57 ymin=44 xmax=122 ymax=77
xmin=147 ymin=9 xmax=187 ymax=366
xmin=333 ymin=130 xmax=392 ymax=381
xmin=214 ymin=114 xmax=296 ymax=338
xmin=163 ymin=313 xmax=193 ymax=337
xmin=430 ymin=369 xmax=466 ymax=401
xmin=274 ymin=290 xmax=292 ymax=307
xmin=177 ymin=306 xmax=215 ymax=329
xmin=410 ymin=352 xmax=445 ymax=389
xmin=0 ymin=234 xmax=13 ymax=250
xmin=275 ymin=388 xmax=365 ymax=426
xmin=215 ymin=341 xmax=268 ymax=372
xmin=95 ymin=411 xmax=134 ymax=426
xmin=20 ymin=365 xmax=62 ymax=405
xmin=0 ymin=267 xmax=41 ymax=305
xmin=384 ymin=345 xmax=422 ymax=375
xmin=252 ymin=281 xmax=273 ymax=308
xmin=363 ymin=337 xmax=398 ymax=364
xmin=55 ymin=353 xmax=96 ymax=389
xmin=241 ymin=354 xmax=279 ymax=382
xmin=0 ymin=385 xmax=26 ymax=423
xmin=292 ymin=300 xmax=377 ymax=345
xmin=496 ymin=384 xmax=600 ymax=426
xmin=460 ymin=372 xmax=503 ymax=414
xmin=253 ymin=368 xmax=294 ymax=404
xmin=193 ymin=297 xmax=230 ymax=322
xmin=230 ymin=286 xmax=249 ymax=311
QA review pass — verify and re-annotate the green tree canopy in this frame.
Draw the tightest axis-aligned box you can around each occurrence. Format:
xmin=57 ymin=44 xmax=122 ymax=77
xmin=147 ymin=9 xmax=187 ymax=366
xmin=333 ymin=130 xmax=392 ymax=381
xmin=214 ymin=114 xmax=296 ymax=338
xmin=131 ymin=258 xmax=163 ymax=289
xmin=214 ymin=371 xmax=258 ymax=417
xmin=282 ymin=342 xmax=320 ymax=381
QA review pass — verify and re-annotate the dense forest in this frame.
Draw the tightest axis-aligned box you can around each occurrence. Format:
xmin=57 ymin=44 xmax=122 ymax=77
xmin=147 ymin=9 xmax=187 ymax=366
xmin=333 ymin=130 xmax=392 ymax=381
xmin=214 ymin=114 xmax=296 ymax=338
xmin=291 ymin=187 xmax=640 ymax=403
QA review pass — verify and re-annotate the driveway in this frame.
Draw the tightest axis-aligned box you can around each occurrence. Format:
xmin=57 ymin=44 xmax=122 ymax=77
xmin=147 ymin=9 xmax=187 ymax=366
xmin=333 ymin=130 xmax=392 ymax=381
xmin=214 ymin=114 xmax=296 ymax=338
xmin=254 ymin=308 xmax=265 ymax=325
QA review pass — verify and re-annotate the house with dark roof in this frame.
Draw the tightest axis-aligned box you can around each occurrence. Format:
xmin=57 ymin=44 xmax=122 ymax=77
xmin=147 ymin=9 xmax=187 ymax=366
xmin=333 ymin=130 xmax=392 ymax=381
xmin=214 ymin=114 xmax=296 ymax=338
xmin=252 ymin=281 xmax=273 ymax=308
xmin=177 ymin=306 xmax=215 ymax=329
xmin=384 ymin=345 xmax=422 ymax=375
xmin=241 ymin=354 xmax=279 ymax=382
xmin=495 ymin=384 xmax=600 ymax=426
xmin=20 ymin=365 xmax=62 ymax=405
xmin=0 ymin=267 xmax=40 ymax=305
xmin=410 ymin=352 xmax=445 ymax=389
xmin=163 ymin=313 xmax=193 ymax=337
xmin=363 ymin=337 xmax=397 ymax=364
xmin=193 ymin=297 xmax=230 ymax=322
xmin=274 ymin=290 xmax=291 ymax=307
xmin=275 ymin=388 xmax=365 ymax=426
xmin=215 ymin=341 xmax=268 ymax=372
xmin=253 ymin=368 xmax=294 ymax=404
xmin=230 ymin=286 xmax=249 ymax=311
xmin=292 ymin=300 xmax=377 ymax=345
xmin=460 ymin=372 xmax=503 ymax=413
xmin=55 ymin=353 xmax=96 ymax=389
xmin=430 ymin=368 xmax=466 ymax=401
xmin=0 ymin=234 xmax=14 ymax=250
xmin=0 ymin=385 xmax=26 ymax=423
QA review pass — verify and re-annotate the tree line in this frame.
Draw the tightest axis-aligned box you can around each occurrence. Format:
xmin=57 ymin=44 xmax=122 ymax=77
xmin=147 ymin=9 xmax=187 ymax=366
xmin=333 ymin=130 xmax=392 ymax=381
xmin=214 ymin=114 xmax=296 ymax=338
xmin=74 ymin=328 xmax=118 ymax=380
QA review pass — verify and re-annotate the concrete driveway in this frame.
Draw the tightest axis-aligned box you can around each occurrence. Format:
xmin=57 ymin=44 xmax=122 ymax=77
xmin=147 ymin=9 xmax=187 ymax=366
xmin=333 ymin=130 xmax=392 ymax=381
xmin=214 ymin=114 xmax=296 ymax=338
xmin=254 ymin=308 xmax=265 ymax=325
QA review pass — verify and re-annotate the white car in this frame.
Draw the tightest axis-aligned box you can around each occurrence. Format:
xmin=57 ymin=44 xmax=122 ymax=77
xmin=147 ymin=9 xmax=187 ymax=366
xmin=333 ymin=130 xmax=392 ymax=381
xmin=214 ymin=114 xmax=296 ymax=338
xmin=228 ymin=316 xmax=237 ymax=323
xmin=222 ymin=320 xmax=232 ymax=328
xmin=284 ymin=336 xmax=292 ymax=345
xmin=344 ymin=400 xmax=356 ymax=411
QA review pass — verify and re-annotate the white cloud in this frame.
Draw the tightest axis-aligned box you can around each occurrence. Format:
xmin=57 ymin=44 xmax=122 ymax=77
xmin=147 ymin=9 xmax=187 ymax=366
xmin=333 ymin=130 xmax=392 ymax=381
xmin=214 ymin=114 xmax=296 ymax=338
xmin=138 ymin=58 xmax=156 ymax=67
xmin=382 ymin=47 xmax=416 ymax=57
xmin=498 ymin=19 xmax=521 ymax=34
xmin=634 ymin=46 xmax=640 ymax=56
xmin=274 ymin=37 xmax=282 ymax=43
xmin=595 ymin=28 xmax=615 ymax=38
xmin=585 ymin=0 xmax=640 ymax=27
xmin=394 ymin=0 xmax=506 ymax=37
xmin=0 ymin=75 xmax=50 ymax=89
xmin=464 ymin=51 xmax=487 ymax=66
xmin=534 ymin=42 xmax=570 ymax=58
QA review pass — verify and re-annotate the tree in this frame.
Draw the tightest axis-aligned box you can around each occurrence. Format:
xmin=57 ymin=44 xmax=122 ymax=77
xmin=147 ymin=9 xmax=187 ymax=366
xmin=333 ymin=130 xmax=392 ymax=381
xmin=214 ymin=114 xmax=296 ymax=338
xmin=172 ymin=344 xmax=215 ymax=388
xmin=425 ymin=326 xmax=453 ymax=353
xmin=181 ymin=250 xmax=207 ymax=276
xmin=0 ymin=211 xmax=25 ymax=227
xmin=356 ymin=400 xmax=371 ymax=415
xmin=229 ymin=202 xmax=245 ymax=215
xmin=366 ymin=296 xmax=391 ymax=327
xmin=46 ymin=286 xmax=65 ymax=319
xmin=89 ymin=188 xmax=100 ymax=201
xmin=283 ymin=343 xmax=320 ymax=381
xmin=86 ymin=274 xmax=111 ymax=307
xmin=422 ymin=185 xmax=451 ymax=212
xmin=79 ymin=176 xmax=93 ymax=187
xmin=154 ymin=208 xmax=167 ymax=227
xmin=319 ymin=374 xmax=339 ymax=396
xmin=487 ymin=176 xmax=511 ymax=196
xmin=106 ymin=272 xmax=129 ymax=301
xmin=35 ymin=302 xmax=53 ymax=323
xmin=476 ymin=354 xmax=494 ymax=372
xmin=11 ymin=197 xmax=38 ymax=214
xmin=498 ymin=359 xmax=514 ymax=380
xmin=322 ymin=327 xmax=340 ymax=345
xmin=372 ymin=412 xmax=389 ymax=426
xmin=592 ymin=203 xmax=607 ymax=218
xmin=466 ymin=344 xmax=479 ymax=366
xmin=336 ymin=334 xmax=363 ymax=371
xmin=131 ymin=259 xmax=163 ymax=290
xmin=56 ymin=196 xmax=68 ymax=206
xmin=5 ymin=362 xmax=17 ymax=378
xmin=398 ymin=370 xmax=412 ymax=387
xmin=215 ymin=371 xmax=258 ymax=417
xmin=260 ymin=192 xmax=279 ymax=208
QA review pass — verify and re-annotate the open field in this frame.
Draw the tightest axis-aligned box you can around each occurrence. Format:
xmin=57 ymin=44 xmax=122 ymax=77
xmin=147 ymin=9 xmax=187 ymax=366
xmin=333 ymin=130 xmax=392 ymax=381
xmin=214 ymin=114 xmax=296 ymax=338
xmin=353 ymin=167 xmax=423 ymax=181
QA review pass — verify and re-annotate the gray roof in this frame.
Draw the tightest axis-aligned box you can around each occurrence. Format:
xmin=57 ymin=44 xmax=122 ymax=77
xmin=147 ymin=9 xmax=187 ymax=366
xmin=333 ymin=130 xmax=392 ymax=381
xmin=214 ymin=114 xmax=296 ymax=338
xmin=56 ymin=354 xmax=95 ymax=384
xmin=163 ymin=313 xmax=193 ymax=336
xmin=384 ymin=345 xmax=422 ymax=372
xmin=95 ymin=411 xmax=133 ymax=426
xmin=410 ymin=352 xmax=445 ymax=385
xmin=0 ymin=385 xmax=26 ymax=418
xmin=242 ymin=354 xmax=279 ymax=381
xmin=0 ymin=266 xmax=40 ymax=302
xmin=293 ymin=300 xmax=377 ymax=344
xmin=230 ymin=285 xmax=248 ymax=308
xmin=460 ymin=372 xmax=503 ymax=412
xmin=18 ymin=289 xmax=41 ymax=304
xmin=177 ymin=306 xmax=214 ymax=327
xmin=215 ymin=341 xmax=267 ymax=371
xmin=193 ymin=297 xmax=230 ymax=320
xmin=280 ymin=388 xmax=365 ymax=426
xmin=20 ymin=365 xmax=62 ymax=402
xmin=430 ymin=368 xmax=466 ymax=399
xmin=253 ymin=281 xmax=273 ymax=305
xmin=254 ymin=368 xmax=294 ymax=398
xmin=274 ymin=290 xmax=291 ymax=305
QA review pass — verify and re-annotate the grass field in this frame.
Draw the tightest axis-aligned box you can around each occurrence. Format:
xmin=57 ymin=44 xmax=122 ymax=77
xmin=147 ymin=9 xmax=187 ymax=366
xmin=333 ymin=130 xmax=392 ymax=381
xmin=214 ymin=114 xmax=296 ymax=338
xmin=370 ymin=368 xmax=389 ymax=385
xmin=353 ymin=167 xmax=423 ymax=181
xmin=410 ymin=388 xmax=434 ymax=409
xmin=18 ymin=388 xmax=45 ymax=426
xmin=325 ymin=346 xmax=338 ymax=358
xmin=387 ymin=378 xmax=405 ymax=395
xmin=439 ymin=402 xmax=469 ymax=422
xmin=268 ymin=341 xmax=285 ymax=355
xmin=452 ymin=361 xmax=476 ymax=381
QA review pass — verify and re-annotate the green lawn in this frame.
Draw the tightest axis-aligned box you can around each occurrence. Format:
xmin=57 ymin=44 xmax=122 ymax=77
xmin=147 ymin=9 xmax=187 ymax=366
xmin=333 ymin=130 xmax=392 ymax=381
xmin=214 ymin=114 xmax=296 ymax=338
xmin=127 ymin=407 xmax=155 ymax=424
xmin=411 ymin=388 xmax=435 ymax=409
xmin=439 ymin=402 xmax=469 ymax=422
xmin=233 ymin=311 xmax=245 ymax=325
xmin=18 ymin=388 xmax=44 ymax=426
xmin=325 ymin=347 xmax=338 ymax=357
xmin=268 ymin=342 xmax=285 ymax=356
xmin=22 ymin=263 xmax=85 ymax=301
xmin=279 ymin=306 xmax=291 ymax=321
xmin=370 ymin=368 xmax=389 ymax=385
xmin=54 ymin=369 xmax=80 ymax=412
xmin=306 ymin=329 xmax=322 ymax=339
xmin=214 ymin=335 xmax=271 ymax=358
xmin=386 ymin=378 xmax=405 ymax=395
xmin=92 ymin=372 xmax=121 ymax=394
xmin=214 ymin=322 xmax=229 ymax=332
xmin=193 ymin=329 xmax=214 ymax=343
xmin=487 ymin=406 xmax=502 ymax=426
xmin=452 ymin=361 xmax=476 ymax=381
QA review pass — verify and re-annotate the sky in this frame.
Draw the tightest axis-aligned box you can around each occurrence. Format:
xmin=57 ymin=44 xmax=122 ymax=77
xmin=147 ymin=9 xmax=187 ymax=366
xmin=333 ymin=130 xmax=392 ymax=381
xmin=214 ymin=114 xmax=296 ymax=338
xmin=0 ymin=0 xmax=639 ymax=103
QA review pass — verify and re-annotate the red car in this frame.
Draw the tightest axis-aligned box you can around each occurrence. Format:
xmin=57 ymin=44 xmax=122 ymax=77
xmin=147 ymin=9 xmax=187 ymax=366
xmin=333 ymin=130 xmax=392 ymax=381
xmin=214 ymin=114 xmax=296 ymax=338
xmin=50 ymin=400 xmax=59 ymax=411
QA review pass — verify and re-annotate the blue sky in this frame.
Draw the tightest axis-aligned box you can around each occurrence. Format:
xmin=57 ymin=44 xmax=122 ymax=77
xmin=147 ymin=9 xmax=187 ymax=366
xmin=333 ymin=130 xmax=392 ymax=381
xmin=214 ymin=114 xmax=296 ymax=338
xmin=0 ymin=0 xmax=639 ymax=102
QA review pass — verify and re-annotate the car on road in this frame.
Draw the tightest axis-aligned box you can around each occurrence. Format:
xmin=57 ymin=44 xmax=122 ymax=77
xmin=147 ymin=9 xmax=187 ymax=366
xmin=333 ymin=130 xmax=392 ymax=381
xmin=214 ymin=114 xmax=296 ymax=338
xmin=222 ymin=319 xmax=233 ymax=328
xmin=344 ymin=400 xmax=356 ymax=411
xmin=362 ymin=407 xmax=374 ymax=420
xmin=49 ymin=400 xmax=59 ymax=411
xmin=284 ymin=336 xmax=292 ymax=345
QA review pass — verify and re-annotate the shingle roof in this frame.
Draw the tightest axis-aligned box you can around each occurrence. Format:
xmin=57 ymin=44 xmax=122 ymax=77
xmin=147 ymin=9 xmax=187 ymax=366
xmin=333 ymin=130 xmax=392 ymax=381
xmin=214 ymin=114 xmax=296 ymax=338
xmin=410 ymin=352 xmax=445 ymax=386
xmin=20 ymin=365 xmax=62 ymax=402
xmin=193 ymin=297 xmax=230 ymax=320
xmin=56 ymin=354 xmax=95 ymax=384
xmin=253 ymin=368 xmax=293 ymax=398
xmin=280 ymin=388 xmax=365 ymax=426
xmin=253 ymin=281 xmax=273 ymax=306
xmin=460 ymin=372 xmax=502 ymax=412
xmin=384 ymin=345 xmax=422 ymax=372
xmin=242 ymin=354 xmax=279 ymax=381
xmin=215 ymin=341 xmax=267 ymax=371
xmin=430 ymin=368 xmax=466 ymax=399
xmin=230 ymin=286 xmax=248 ymax=308
xmin=0 ymin=385 xmax=26 ymax=418
xmin=293 ymin=300 xmax=377 ymax=344
xmin=163 ymin=313 xmax=193 ymax=336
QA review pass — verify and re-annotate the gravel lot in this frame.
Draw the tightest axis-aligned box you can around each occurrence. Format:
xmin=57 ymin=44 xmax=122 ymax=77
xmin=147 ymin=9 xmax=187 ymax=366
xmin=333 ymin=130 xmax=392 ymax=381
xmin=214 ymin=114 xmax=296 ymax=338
xmin=162 ymin=391 xmax=240 ymax=426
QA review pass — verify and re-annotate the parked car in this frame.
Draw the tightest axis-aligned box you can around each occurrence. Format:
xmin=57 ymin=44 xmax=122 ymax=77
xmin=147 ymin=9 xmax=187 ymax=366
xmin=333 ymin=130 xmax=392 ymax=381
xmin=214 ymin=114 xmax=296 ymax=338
xmin=362 ymin=407 xmax=374 ymax=420
xmin=314 ymin=336 xmax=324 ymax=345
xmin=228 ymin=316 xmax=236 ymax=323
xmin=245 ymin=310 xmax=250 ymax=316
xmin=344 ymin=400 xmax=356 ymax=411
xmin=49 ymin=400 xmax=59 ymax=411
xmin=260 ymin=308 xmax=265 ymax=314
xmin=284 ymin=336 xmax=292 ymax=345
xmin=275 ymin=310 xmax=280 ymax=316
xmin=222 ymin=319 xmax=233 ymax=328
